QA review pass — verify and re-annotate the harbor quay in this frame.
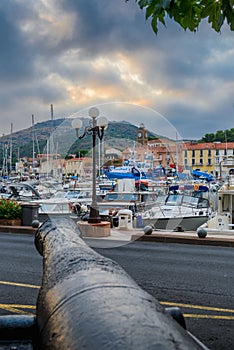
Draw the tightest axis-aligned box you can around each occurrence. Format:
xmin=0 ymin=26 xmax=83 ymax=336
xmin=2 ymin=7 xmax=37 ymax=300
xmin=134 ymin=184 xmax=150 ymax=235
xmin=1 ymin=223 xmax=234 ymax=248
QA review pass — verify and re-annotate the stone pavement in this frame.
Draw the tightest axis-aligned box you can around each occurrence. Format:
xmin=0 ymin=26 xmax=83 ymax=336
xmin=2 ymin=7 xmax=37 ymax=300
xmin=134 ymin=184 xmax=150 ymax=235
xmin=1 ymin=224 xmax=234 ymax=248
xmin=94 ymin=227 xmax=234 ymax=248
xmin=132 ymin=229 xmax=234 ymax=247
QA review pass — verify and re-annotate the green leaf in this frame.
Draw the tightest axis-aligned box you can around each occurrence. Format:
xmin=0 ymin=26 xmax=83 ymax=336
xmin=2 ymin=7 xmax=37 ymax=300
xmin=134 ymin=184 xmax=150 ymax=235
xmin=131 ymin=0 xmax=234 ymax=33
xmin=138 ymin=0 xmax=150 ymax=9
xmin=146 ymin=4 xmax=155 ymax=20
xmin=151 ymin=15 xmax=159 ymax=33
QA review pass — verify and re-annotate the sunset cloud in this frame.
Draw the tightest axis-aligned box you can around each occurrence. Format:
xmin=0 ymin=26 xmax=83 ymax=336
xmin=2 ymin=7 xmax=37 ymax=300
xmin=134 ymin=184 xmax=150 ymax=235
xmin=0 ymin=0 xmax=233 ymax=139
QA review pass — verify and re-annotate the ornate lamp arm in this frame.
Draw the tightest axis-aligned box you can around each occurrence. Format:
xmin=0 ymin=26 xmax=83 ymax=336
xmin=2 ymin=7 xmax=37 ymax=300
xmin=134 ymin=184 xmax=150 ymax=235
xmin=78 ymin=126 xmax=92 ymax=140
xmin=97 ymin=126 xmax=105 ymax=141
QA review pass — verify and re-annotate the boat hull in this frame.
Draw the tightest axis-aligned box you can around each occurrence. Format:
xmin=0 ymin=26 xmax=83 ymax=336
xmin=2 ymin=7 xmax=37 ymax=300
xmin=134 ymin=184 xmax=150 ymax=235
xmin=142 ymin=215 xmax=209 ymax=231
xmin=105 ymin=172 xmax=146 ymax=180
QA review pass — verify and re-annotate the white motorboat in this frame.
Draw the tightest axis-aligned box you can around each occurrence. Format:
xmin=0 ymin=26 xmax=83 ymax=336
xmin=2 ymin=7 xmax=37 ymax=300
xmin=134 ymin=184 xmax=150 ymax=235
xmin=6 ymin=182 xmax=92 ymax=222
xmin=197 ymin=174 xmax=234 ymax=235
xmin=33 ymin=189 xmax=92 ymax=222
xmin=93 ymin=179 xmax=157 ymax=225
xmin=98 ymin=190 xmax=158 ymax=226
xmin=141 ymin=192 xmax=212 ymax=231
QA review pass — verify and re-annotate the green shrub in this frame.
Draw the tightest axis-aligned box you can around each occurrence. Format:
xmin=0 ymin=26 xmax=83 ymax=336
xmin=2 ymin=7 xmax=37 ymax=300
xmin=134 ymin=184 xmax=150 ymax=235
xmin=0 ymin=199 xmax=22 ymax=219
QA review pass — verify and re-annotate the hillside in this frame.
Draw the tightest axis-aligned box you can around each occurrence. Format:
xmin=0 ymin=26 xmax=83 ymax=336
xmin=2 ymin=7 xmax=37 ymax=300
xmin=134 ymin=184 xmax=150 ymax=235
xmin=0 ymin=118 xmax=157 ymax=165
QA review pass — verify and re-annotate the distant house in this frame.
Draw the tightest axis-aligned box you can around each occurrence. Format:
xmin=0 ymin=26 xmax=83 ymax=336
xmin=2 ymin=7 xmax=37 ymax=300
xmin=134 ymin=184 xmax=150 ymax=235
xmin=105 ymin=148 xmax=122 ymax=161
xmin=39 ymin=158 xmax=65 ymax=177
xmin=65 ymin=157 xmax=92 ymax=180
xmin=182 ymin=141 xmax=234 ymax=178
xmin=122 ymin=138 xmax=180 ymax=171
xmin=37 ymin=153 xmax=61 ymax=160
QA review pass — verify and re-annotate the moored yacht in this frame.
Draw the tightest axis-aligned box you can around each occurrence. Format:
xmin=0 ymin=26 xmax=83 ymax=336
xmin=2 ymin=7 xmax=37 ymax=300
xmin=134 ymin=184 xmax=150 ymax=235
xmin=141 ymin=191 xmax=212 ymax=231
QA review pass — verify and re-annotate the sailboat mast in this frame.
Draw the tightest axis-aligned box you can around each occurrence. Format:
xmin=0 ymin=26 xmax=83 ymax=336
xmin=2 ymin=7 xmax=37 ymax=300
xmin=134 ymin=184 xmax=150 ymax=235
xmin=2 ymin=143 xmax=7 ymax=177
xmin=9 ymin=123 xmax=13 ymax=174
xmin=32 ymin=114 xmax=35 ymax=172
xmin=49 ymin=104 xmax=54 ymax=176
xmin=175 ymin=132 xmax=178 ymax=174
xmin=51 ymin=104 xmax=54 ymax=120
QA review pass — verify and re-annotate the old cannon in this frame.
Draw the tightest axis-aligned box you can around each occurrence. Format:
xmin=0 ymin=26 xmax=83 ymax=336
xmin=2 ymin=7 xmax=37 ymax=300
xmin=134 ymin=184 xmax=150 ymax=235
xmin=0 ymin=218 xmax=207 ymax=349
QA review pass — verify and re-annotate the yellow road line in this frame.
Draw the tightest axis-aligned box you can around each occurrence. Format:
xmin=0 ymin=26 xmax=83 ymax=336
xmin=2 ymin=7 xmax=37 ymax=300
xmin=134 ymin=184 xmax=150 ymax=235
xmin=0 ymin=280 xmax=40 ymax=289
xmin=0 ymin=304 xmax=36 ymax=310
xmin=0 ymin=281 xmax=234 ymax=320
xmin=0 ymin=304 xmax=35 ymax=316
xmin=161 ymin=301 xmax=234 ymax=314
xmin=0 ymin=300 xmax=234 ymax=319
xmin=0 ymin=281 xmax=39 ymax=315
xmin=183 ymin=314 xmax=234 ymax=320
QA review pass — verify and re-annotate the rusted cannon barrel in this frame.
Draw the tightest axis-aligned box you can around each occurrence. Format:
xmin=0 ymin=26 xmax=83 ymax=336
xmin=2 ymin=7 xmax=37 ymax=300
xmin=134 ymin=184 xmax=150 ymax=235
xmin=35 ymin=218 xmax=206 ymax=350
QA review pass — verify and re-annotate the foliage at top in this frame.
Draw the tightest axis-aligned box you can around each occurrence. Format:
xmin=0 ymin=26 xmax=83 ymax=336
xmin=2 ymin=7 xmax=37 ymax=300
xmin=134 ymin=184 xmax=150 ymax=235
xmin=199 ymin=128 xmax=234 ymax=142
xmin=127 ymin=0 xmax=234 ymax=33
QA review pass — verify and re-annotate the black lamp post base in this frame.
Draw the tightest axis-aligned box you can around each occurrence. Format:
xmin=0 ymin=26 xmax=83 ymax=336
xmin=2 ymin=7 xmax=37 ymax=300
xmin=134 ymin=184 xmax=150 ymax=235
xmin=88 ymin=207 xmax=102 ymax=224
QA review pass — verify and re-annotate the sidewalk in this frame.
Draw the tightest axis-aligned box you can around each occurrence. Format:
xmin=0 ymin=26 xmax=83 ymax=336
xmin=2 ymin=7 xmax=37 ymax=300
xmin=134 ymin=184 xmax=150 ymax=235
xmin=132 ymin=229 xmax=234 ymax=247
xmin=1 ymin=224 xmax=234 ymax=248
xmin=103 ymin=227 xmax=234 ymax=248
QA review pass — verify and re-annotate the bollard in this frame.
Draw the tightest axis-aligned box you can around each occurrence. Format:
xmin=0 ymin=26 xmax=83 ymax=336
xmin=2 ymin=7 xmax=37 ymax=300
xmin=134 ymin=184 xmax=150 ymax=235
xmin=197 ymin=227 xmax=207 ymax=238
xmin=35 ymin=218 xmax=207 ymax=350
xmin=21 ymin=202 xmax=40 ymax=226
xmin=143 ymin=224 xmax=154 ymax=235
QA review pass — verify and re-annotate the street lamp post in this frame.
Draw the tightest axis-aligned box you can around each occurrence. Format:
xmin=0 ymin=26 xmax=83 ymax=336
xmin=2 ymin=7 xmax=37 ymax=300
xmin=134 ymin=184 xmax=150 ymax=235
xmin=72 ymin=107 xmax=108 ymax=224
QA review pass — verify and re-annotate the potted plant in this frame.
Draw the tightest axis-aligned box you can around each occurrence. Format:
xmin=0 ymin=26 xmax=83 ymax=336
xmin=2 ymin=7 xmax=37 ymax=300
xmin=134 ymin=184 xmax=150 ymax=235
xmin=0 ymin=199 xmax=22 ymax=226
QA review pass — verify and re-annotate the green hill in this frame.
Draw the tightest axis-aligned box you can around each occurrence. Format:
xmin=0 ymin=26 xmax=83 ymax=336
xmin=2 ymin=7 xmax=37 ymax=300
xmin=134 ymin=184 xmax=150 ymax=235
xmin=0 ymin=118 xmax=157 ymax=167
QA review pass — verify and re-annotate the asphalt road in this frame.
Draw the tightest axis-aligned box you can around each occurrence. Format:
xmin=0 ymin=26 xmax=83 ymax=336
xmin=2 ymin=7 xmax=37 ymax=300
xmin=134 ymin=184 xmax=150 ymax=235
xmin=0 ymin=232 xmax=42 ymax=315
xmin=94 ymin=240 xmax=234 ymax=350
xmin=1 ymin=232 xmax=234 ymax=349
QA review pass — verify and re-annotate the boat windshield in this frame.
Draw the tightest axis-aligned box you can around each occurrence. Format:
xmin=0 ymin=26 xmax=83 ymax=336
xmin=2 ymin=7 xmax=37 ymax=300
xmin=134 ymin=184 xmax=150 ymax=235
xmin=65 ymin=191 xmax=81 ymax=199
xmin=166 ymin=194 xmax=183 ymax=206
xmin=104 ymin=193 xmax=138 ymax=202
xmin=52 ymin=191 xmax=68 ymax=199
xmin=182 ymin=195 xmax=199 ymax=207
xmin=196 ymin=197 xmax=209 ymax=208
xmin=155 ymin=195 xmax=167 ymax=205
xmin=165 ymin=194 xmax=209 ymax=208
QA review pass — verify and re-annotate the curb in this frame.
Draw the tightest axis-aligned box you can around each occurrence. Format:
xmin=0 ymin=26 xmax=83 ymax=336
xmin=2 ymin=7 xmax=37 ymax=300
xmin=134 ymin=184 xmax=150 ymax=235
xmin=0 ymin=225 xmax=37 ymax=235
xmin=132 ymin=233 xmax=234 ymax=248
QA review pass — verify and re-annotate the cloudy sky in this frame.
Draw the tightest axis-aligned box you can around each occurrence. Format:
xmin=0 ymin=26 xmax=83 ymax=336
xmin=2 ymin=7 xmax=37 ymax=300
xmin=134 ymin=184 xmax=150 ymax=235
xmin=0 ymin=0 xmax=234 ymax=140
